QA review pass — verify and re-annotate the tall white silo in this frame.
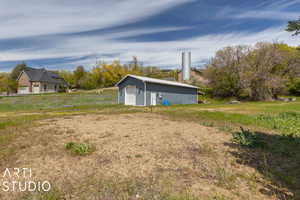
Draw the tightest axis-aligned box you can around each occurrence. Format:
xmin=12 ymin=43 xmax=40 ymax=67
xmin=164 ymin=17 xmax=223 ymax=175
xmin=182 ymin=51 xmax=191 ymax=81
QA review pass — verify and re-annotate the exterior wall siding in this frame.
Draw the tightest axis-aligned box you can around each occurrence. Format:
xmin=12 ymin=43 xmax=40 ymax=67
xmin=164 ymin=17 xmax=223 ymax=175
xmin=145 ymin=83 xmax=197 ymax=106
xmin=18 ymin=72 xmax=31 ymax=87
xmin=40 ymin=82 xmax=58 ymax=93
xmin=118 ymin=77 xmax=145 ymax=106
xmin=18 ymin=80 xmax=59 ymax=94
xmin=118 ymin=76 xmax=198 ymax=106
xmin=18 ymin=72 xmax=32 ymax=94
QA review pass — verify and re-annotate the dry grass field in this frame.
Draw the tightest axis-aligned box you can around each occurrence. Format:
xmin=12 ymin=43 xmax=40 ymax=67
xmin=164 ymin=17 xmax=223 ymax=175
xmin=0 ymin=112 xmax=298 ymax=200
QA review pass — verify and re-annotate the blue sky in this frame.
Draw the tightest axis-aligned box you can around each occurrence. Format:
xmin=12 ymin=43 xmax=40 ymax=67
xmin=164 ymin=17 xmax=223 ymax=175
xmin=0 ymin=0 xmax=300 ymax=72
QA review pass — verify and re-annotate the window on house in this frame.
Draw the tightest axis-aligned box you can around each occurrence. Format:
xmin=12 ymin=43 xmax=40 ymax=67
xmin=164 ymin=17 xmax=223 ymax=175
xmin=44 ymin=84 xmax=47 ymax=91
xmin=54 ymin=85 xmax=57 ymax=91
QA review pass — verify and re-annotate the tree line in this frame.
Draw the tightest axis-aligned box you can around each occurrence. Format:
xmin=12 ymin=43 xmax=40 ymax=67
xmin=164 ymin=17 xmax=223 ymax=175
xmin=203 ymin=42 xmax=300 ymax=101
xmin=203 ymin=18 xmax=300 ymax=101
xmin=59 ymin=58 xmax=178 ymax=90
xmin=0 ymin=57 xmax=178 ymax=94
xmin=1 ymin=18 xmax=300 ymax=99
xmin=1 ymin=43 xmax=299 ymax=100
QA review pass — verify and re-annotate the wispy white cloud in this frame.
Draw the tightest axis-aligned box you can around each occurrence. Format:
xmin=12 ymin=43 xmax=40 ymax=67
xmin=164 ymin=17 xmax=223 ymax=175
xmin=231 ymin=0 xmax=300 ymax=20
xmin=1 ymin=0 xmax=300 ymax=71
xmin=264 ymin=0 xmax=300 ymax=10
xmin=0 ymin=0 xmax=194 ymax=39
xmin=234 ymin=11 xmax=299 ymax=20
xmin=1 ymin=26 xmax=299 ymax=70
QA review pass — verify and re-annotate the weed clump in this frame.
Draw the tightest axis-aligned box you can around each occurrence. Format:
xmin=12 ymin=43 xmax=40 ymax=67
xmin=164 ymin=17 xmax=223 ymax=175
xmin=231 ymin=127 xmax=264 ymax=148
xmin=65 ymin=142 xmax=96 ymax=156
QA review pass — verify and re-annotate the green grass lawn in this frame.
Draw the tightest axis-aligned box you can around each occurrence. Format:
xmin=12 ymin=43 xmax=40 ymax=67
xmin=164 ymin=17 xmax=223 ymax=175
xmin=0 ymin=91 xmax=299 ymax=135
xmin=156 ymin=99 xmax=300 ymax=135
xmin=0 ymin=89 xmax=118 ymax=113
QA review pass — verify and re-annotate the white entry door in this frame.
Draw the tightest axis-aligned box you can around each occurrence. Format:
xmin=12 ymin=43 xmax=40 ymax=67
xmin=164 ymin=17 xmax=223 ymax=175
xmin=150 ymin=92 xmax=157 ymax=106
xmin=125 ymin=86 xmax=136 ymax=105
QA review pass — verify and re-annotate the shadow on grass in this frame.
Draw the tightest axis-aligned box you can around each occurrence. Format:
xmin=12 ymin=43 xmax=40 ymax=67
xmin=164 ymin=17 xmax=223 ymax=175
xmin=226 ymin=130 xmax=300 ymax=200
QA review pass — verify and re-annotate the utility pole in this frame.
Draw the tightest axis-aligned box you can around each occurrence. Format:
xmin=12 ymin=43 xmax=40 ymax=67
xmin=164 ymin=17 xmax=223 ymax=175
xmin=95 ymin=55 xmax=99 ymax=67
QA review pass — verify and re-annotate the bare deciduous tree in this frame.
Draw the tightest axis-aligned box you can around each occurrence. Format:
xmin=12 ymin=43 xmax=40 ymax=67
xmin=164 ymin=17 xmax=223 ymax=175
xmin=242 ymin=43 xmax=286 ymax=100
xmin=204 ymin=45 xmax=251 ymax=97
xmin=204 ymin=42 xmax=298 ymax=101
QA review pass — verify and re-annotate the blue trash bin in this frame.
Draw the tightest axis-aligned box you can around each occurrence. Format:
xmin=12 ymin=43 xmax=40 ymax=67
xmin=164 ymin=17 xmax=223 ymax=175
xmin=162 ymin=100 xmax=170 ymax=106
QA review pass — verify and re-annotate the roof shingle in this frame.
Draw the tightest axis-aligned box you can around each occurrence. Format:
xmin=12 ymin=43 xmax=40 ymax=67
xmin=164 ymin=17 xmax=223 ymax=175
xmin=22 ymin=67 xmax=66 ymax=84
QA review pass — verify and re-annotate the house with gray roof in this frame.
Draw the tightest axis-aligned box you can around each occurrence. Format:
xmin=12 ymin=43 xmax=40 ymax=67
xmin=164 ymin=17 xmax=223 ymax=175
xmin=116 ymin=74 xmax=199 ymax=106
xmin=17 ymin=67 xmax=67 ymax=94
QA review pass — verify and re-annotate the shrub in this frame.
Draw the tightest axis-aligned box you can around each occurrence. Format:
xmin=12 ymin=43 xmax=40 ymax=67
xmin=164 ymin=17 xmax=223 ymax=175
xmin=288 ymin=79 xmax=300 ymax=95
xmin=231 ymin=127 xmax=264 ymax=148
xmin=201 ymin=87 xmax=214 ymax=97
xmin=65 ymin=142 xmax=96 ymax=156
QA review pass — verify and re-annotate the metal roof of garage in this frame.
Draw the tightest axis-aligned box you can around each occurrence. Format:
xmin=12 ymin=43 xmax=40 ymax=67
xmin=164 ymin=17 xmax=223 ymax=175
xmin=116 ymin=74 xmax=199 ymax=89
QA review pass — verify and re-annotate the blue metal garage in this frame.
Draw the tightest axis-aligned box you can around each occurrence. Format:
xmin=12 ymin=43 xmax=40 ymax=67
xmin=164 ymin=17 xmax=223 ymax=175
xmin=116 ymin=74 xmax=199 ymax=106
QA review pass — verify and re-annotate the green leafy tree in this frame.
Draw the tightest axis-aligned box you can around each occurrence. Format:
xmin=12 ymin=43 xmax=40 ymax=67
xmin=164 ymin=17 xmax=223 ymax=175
xmin=0 ymin=73 xmax=17 ymax=95
xmin=276 ymin=43 xmax=300 ymax=79
xmin=101 ymin=61 xmax=128 ymax=87
xmin=56 ymin=59 xmax=183 ymax=90
xmin=78 ymin=73 xmax=96 ymax=90
xmin=59 ymin=70 xmax=75 ymax=88
xmin=204 ymin=45 xmax=250 ymax=98
xmin=286 ymin=18 xmax=300 ymax=36
xmin=73 ymin=66 xmax=86 ymax=88
xmin=0 ymin=73 xmax=7 ymax=93
xmin=276 ymin=44 xmax=300 ymax=96
xmin=10 ymin=62 xmax=27 ymax=80
xmin=288 ymin=79 xmax=300 ymax=95
xmin=91 ymin=67 xmax=104 ymax=88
